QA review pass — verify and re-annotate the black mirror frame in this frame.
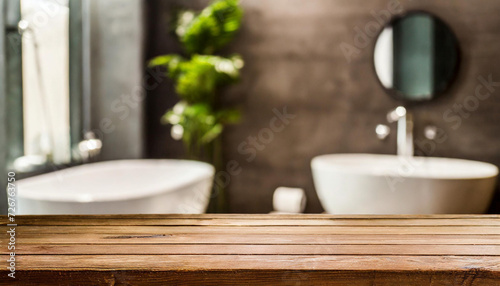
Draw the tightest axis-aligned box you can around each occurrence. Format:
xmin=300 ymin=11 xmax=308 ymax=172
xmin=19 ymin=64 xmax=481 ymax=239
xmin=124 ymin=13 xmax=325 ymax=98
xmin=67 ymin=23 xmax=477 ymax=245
xmin=372 ymin=10 xmax=461 ymax=104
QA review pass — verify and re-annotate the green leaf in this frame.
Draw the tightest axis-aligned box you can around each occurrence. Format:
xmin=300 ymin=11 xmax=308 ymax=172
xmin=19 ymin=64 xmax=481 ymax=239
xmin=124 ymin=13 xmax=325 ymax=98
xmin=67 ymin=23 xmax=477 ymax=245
xmin=148 ymin=54 xmax=185 ymax=78
xmin=178 ymin=0 xmax=243 ymax=55
xmin=172 ymin=55 xmax=243 ymax=104
xmin=148 ymin=55 xmax=171 ymax=67
xmin=217 ymin=108 xmax=241 ymax=124
xmin=162 ymin=102 xmax=235 ymax=144
xmin=201 ymin=124 xmax=223 ymax=143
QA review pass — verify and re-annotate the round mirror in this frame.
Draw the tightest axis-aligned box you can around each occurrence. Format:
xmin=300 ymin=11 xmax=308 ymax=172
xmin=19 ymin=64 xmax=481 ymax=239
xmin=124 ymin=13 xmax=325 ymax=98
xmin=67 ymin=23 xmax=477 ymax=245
xmin=374 ymin=12 xmax=459 ymax=102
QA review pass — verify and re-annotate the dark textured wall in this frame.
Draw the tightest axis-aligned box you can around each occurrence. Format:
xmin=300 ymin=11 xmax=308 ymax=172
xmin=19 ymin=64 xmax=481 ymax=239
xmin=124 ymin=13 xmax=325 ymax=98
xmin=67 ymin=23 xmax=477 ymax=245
xmin=146 ymin=0 xmax=500 ymax=213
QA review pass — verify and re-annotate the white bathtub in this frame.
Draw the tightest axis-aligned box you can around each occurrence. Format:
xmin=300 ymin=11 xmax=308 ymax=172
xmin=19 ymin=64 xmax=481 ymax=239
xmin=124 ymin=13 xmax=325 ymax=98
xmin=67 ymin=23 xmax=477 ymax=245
xmin=16 ymin=160 xmax=215 ymax=214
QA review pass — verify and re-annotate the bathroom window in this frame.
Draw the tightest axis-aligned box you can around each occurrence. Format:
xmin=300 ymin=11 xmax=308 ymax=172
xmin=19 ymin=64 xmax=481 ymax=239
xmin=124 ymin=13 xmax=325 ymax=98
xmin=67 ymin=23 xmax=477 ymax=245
xmin=1 ymin=0 xmax=87 ymax=174
xmin=21 ymin=0 xmax=71 ymax=165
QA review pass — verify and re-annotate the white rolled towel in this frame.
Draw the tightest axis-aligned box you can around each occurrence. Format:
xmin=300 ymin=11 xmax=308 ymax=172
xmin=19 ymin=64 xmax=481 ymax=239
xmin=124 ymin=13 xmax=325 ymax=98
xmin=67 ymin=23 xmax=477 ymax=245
xmin=272 ymin=187 xmax=306 ymax=214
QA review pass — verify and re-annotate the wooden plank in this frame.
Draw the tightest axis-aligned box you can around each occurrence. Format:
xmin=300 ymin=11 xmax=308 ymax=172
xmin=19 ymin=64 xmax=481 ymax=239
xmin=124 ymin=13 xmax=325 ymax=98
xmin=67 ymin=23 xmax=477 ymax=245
xmin=9 ymin=244 xmax=500 ymax=256
xmin=9 ymin=217 xmax=500 ymax=226
xmin=10 ymin=225 xmax=500 ymax=235
xmin=2 ymin=270 xmax=499 ymax=286
xmin=4 ymin=214 xmax=500 ymax=222
xmin=7 ymin=233 xmax=500 ymax=245
xmin=11 ymin=255 xmax=500 ymax=272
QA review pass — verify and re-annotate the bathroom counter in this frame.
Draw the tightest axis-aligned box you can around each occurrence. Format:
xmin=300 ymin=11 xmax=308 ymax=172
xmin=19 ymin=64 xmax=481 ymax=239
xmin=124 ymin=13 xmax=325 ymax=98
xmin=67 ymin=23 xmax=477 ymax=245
xmin=2 ymin=214 xmax=500 ymax=285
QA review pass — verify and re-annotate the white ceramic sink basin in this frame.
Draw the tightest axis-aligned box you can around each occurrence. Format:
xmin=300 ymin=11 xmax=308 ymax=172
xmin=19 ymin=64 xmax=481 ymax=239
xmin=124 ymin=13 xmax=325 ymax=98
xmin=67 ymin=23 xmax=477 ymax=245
xmin=312 ymin=154 xmax=498 ymax=214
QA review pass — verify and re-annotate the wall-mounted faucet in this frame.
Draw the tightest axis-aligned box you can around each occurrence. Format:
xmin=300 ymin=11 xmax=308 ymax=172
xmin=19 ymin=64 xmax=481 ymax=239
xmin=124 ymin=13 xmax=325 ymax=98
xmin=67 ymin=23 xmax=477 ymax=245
xmin=377 ymin=106 xmax=414 ymax=157
xmin=77 ymin=131 xmax=103 ymax=162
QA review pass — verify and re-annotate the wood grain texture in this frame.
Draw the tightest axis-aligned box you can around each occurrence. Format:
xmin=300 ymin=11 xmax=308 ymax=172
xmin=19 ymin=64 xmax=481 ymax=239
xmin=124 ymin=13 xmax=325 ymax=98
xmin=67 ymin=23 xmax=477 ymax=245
xmin=7 ymin=214 xmax=500 ymax=225
xmin=6 ymin=234 xmax=500 ymax=245
xmin=1 ymin=214 xmax=500 ymax=285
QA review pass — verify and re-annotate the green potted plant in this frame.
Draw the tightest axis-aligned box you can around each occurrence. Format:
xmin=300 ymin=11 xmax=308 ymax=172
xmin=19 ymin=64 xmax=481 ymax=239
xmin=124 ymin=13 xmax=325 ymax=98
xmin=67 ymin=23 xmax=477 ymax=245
xmin=149 ymin=0 xmax=244 ymax=212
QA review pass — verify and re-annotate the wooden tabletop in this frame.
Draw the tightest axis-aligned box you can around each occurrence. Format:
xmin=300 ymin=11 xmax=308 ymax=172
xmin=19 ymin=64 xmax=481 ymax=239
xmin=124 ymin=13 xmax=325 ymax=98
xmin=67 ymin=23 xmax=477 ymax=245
xmin=2 ymin=214 xmax=500 ymax=285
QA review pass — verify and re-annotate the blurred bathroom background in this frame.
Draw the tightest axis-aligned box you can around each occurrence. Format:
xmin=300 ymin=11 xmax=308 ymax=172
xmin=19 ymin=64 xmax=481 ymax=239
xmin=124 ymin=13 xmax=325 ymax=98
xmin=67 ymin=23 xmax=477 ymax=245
xmin=1 ymin=0 xmax=500 ymax=214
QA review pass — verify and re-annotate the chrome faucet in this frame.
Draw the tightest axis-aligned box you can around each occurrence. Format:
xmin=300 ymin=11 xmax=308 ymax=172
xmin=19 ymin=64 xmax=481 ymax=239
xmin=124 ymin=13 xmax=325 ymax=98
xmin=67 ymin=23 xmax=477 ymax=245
xmin=387 ymin=106 xmax=413 ymax=156
xmin=77 ymin=131 xmax=103 ymax=162
xmin=383 ymin=106 xmax=414 ymax=157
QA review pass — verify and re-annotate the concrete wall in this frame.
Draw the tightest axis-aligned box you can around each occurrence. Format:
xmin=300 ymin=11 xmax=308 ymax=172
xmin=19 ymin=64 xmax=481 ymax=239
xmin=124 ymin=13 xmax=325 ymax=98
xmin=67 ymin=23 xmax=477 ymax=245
xmin=0 ymin=0 xmax=22 ymax=214
xmin=89 ymin=0 xmax=144 ymax=160
xmin=0 ymin=0 xmax=8 ymax=214
xmin=146 ymin=0 xmax=500 ymax=213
